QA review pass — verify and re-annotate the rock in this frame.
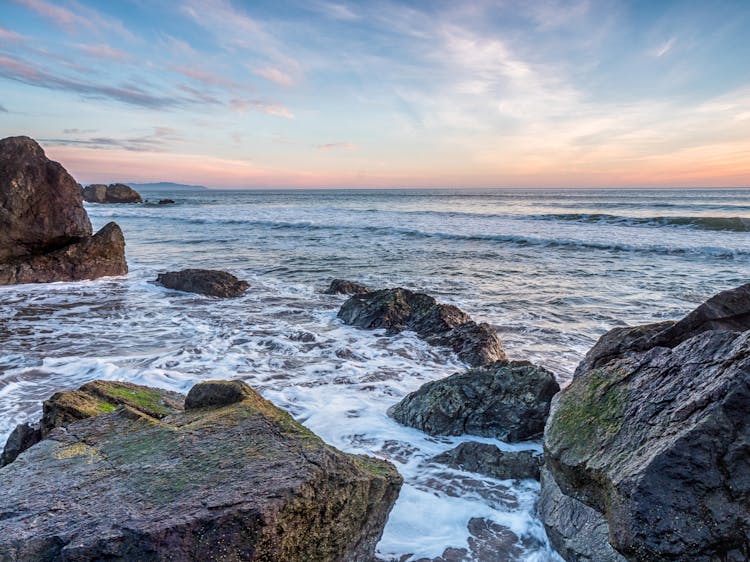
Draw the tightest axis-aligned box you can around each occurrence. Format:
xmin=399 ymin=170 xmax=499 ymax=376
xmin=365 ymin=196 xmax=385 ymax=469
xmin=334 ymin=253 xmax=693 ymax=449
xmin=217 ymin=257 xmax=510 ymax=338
xmin=325 ymin=278 xmax=370 ymax=295
xmin=542 ymin=328 xmax=750 ymax=561
xmin=158 ymin=198 xmax=175 ymax=205
xmin=0 ymin=136 xmax=128 ymax=285
xmin=389 ymin=360 xmax=559 ymax=442
xmin=0 ymin=380 xmax=402 ymax=561
xmin=185 ymin=379 xmax=255 ymax=409
xmin=338 ymin=288 xmax=505 ymax=366
xmin=82 ymin=183 xmax=142 ymax=203
xmin=0 ymin=423 xmax=41 ymax=467
xmin=0 ymin=222 xmax=128 ymax=285
xmin=410 ymin=518 xmax=524 ymax=562
xmin=431 ymin=442 xmax=542 ymax=480
xmin=0 ymin=136 xmax=91 ymax=262
xmin=156 ymin=268 xmax=249 ymax=298
xmin=575 ymin=283 xmax=750 ymax=376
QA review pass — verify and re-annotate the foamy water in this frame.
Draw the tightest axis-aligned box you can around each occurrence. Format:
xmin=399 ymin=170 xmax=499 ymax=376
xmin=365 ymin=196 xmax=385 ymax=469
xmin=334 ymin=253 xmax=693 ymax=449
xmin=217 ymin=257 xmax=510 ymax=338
xmin=1 ymin=188 xmax=748 ymax=560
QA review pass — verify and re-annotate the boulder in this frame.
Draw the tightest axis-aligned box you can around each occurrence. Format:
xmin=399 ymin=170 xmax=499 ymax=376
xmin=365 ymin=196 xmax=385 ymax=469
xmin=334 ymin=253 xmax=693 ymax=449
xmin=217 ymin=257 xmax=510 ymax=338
xmin=0 ymin=222 xmax=128 ymax=285
xmin=185 ymin=379 xmax=255 ymax=409
xmin=156 ymin=268 xmax=249 ymax=298
xmin=0 ymin=380 xmax=402 ymax=561
xmin=431 ymin=442 xmax=542 ymax=480
xmin=542 ymin=327 xmax=750 ymax=561
xmin=82 ymin=183 xmax=142 ymax=203
xmin=0 ymin=423 xmax=41 ymax=467
xmin=338 ymin=288 xmax=505 ymax=366
xmin=0 ymin=136 xmax=91 ymax=262
xmin=410 ymin=518 xmax=525 ymax=562
xmin=388 ymin=360 xmax=559 ymax=442
xmin=324 ymin=279 xmax=370 ymax=295
xmin=0 ymin=136 xmax=128 ymax=285
xmin=575 ymin=282 xmax=750 ymax=376
xmin=158 ymin=199 xmax=175 ymax=205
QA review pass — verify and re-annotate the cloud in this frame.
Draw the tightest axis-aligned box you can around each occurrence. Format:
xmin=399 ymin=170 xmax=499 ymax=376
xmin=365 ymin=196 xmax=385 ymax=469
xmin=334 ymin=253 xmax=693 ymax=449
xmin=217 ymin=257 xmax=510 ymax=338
xmin=315 ymin=2 xmax=360 ymax=21
xmin=75 ymin=43 xmax=131 ymax=61
xmin=42 ymin=127 xmax=182 ymax=152
xmin=63 ymin=128 xmax=97 ymax=134
xmin=253 ymin=66 xmax=294 ymax=86
xmin=12 ymin=0 xmax=135 ymax=39
xmin=0 ymin=26 xmax=26 ymax=42
xmin=0 ymin=53 xmax=181 ymax=108
xmin=317 ymin=142 xmax=356 ymax=151
xmin=0 ymin=103 xmax=7 ymax=112
xmin=650 ymin=37 xmax=676 ymax=58
xmin=172 ymin=65 xmax=241 ymax=89
xmin=230 ymin=98 xmax=294 ymax=119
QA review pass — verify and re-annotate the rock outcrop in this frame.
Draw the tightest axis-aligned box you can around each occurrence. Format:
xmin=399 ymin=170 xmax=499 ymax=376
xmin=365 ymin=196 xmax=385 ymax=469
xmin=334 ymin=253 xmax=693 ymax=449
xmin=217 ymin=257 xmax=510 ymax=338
xmin=82 ymin=183 xmax=142 ymax=203
xmin=541 ymin=283 xmax=750 ymax=562
xmin=431 ymin=441 xmax=542 ymax=480
xmin=156 ymin=268 xmax=249 ymax=298
xmin=389 ymin=360 xmax=559 ymax=442
xmin=338 ymin=288 xmax=505 ymax=366
xmin=158 ymin=198 xmax=175 ymax=205
xmin=0 ymin=380 xmax=402 ymax=561
xmin=0 ymin=136 xmax=128 ymax=285
xmin=325 ymin=278 xmax=370 ymax=295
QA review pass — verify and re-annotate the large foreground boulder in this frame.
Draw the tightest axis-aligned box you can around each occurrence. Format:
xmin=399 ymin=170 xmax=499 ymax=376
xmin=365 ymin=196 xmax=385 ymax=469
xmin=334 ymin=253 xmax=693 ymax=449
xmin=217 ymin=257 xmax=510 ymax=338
xmin=338 ymin=288 xmax=505 ymax=366
xmin=0 ymin=136 xmax=92 ymax=262
xmin=0 ymin=136 xmax=128 ymax=285
xmin=541 ymin=283 xmax=750 ymax=561
xmin=83 ymin=183 xmax=142 ymax=203
xmin=156 ymin=268 xmax=250 ymax=298
xmin=0 ymin=380 xmax=402 ymax=561
xmin=389 ymin=360 xmax=559 ymax=442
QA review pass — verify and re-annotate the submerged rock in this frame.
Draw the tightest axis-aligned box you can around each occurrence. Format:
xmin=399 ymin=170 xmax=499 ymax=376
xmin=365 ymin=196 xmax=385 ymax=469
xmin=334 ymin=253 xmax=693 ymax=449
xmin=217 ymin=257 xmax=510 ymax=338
xmin=338 ymin=288 xmax=505 ymax=366
xmin=82 ymin=183 xmax=142 ymax=203
xmin=156 ymin=268 xmax=249 ymax=298
xmin=158 ymin=198 xmax=175 ymax=205
xmin=324 ymin=278 xmax=370 ymax=295
xmin=0 ymin=136 xmax=128 ymax=285
xmin=431 ymin=441 xmax=542 ymax=481
xmin=542 ymin=283 xmax=750 ymax=561
xmin=389 ymin=360 xmax=559 ymax=442
xmin=0 ymin=379 xmax=402 ymax=561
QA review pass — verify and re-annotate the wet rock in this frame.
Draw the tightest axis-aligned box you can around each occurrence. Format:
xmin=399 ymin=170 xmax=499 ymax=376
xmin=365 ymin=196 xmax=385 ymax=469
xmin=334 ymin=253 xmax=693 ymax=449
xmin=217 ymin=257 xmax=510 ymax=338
xmin=185 ymin=379 xmax=255 ymax=409
xmin=325 ymin=278 xmax=370 ymax=295
xmin=409 ymin=518 xmax=524 ymax=562
xmin=158 ymin=198 xmax=175 ymax=205
xmin=431 ymin=442 xmax=543 ymax=480
xmin=0 ymin=136 xmax=128 ymax=285
xmin=338 ymin=288 xmax=505 ymax=366
xmin=0 ymin=380 xmax=402 ymax=561
xmin=389 ymin=360 xmax=559 ymax=442
xmin=575 ymin=282 xmax=750 ymax=376
xmin=543 ymin=327 xmax=750 ymax=561
xmin=82 ymin=183 xmax=142 ymax=203
xmin=0 ymin=222 xmax=128 ymax=285
xmin=0 ymin=136 xmax=92 ymax=263
xmin=156 ymin=268 xmax=249 ymax=298
xmin=0 ymin=423 xmax=41 ymax=467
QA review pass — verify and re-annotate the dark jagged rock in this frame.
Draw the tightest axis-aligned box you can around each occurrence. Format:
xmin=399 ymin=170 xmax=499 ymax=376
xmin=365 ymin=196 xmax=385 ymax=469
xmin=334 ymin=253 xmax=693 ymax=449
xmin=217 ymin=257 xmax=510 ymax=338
xmin=0 ymin=380 xmax=402 ymax=561
xmin=324 ymin=278 xmax=370 ymax=295
xmin=0 ymin=136 xmax=92 ymax=262
xmin=0 ymin=222 xmax=128 ymax=285
xmin=0 ymin=136 xmax=128 ymax=285
xmin=338 ymin=288 xmax=505 ymax=366
xmin=575 ymin=282 xmax=750 ymax=376
xmin=156 ymin=268 xmax=249 ymax=298
xmin=82 ymin=183 xmax=142 ymax=203
xmin=0 ymin=423 xmax=41 ymax=467
xmin=158 ymin=198 xmax=175 ymax=205
xmin=431 ymin=442 xmax=542 ymax=480
xmin=389 ymin=360 xmax=559 ymax=442
xmin=185 ymin=379 xmax=255 ymax=409
xmin=411 ymin=518 xmax=525 ymax=562
xmin=542 ymin=324 xmax=750 ymax=560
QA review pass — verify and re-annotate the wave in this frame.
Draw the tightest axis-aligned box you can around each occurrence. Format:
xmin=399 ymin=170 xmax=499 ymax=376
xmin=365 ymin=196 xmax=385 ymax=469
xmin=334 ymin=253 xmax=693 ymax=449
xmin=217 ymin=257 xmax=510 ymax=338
xmin=531 ymin=213 xmax=750 ymax=232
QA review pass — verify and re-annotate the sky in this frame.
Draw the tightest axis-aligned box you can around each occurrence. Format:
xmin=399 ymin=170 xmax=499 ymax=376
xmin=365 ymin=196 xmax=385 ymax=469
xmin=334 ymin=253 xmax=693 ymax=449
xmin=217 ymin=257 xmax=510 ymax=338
xmin=1 ymin=0 xmax=749 ymax=189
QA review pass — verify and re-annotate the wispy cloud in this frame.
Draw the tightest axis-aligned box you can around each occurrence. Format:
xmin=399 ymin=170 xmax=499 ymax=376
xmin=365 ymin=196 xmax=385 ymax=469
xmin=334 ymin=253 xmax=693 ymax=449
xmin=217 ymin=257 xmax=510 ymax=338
xmin=0 ymin=103 xmax=7 ymax=113
xmin=0 ymin=26 xmax=26 ymax=42
xmin=253 ymin=66 xmax=294 ymax=86
xmin=42 ymin=127 xmax=182 ymax=151
xmin=650 ymin=37 xmax=677 ymax=58
xmin=76 ymin=43 xmax=131 ymax=61
xmin=315 ymin=2 xmax=360 ymax=21
xmin=230 ymin=98 xmax=294 ymax=119
xmin=317 ymin=142 xmax=356 ymax=151
xmin=172 ymin=65 xmax=241 ymax=89
xmin=12 ymin=0 xmax=135 ymax=40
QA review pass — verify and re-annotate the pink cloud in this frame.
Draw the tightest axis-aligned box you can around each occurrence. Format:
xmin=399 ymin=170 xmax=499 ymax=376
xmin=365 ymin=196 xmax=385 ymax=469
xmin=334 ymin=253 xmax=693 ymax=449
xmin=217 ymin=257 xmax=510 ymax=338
xmin=172 ymin=65 xmax=241 ymax=89
xmin=253 ymin=66 xmax=294 ymax=86
xmin=12 ymin=0 xmax=86 ymax=33
xmin=230 ymin=98 xmax=294 ymax=119
xmin=76 ymin=43 xmax=130 ymax=61
xmin=0 ymin=26 xmax=26 ymax=42
xmin=317 ymin=142 xmax=356 ymax=151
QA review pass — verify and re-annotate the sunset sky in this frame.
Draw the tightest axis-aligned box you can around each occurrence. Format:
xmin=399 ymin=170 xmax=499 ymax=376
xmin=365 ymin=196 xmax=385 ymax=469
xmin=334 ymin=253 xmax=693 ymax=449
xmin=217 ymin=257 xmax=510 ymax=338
xmin=1 ymin=0 xmax=749 ymax=188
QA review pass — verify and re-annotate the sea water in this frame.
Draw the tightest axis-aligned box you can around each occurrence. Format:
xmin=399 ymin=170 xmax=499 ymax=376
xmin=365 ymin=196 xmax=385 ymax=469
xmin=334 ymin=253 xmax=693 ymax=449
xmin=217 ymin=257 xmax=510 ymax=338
xmin=1 ymin=188 xmax=749 ymax=560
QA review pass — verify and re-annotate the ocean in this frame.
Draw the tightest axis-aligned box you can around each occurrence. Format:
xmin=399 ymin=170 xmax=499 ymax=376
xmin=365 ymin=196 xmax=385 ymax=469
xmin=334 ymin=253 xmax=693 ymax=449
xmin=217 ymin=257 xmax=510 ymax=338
xmin=1 ymin=188 xmax=749 ymax=561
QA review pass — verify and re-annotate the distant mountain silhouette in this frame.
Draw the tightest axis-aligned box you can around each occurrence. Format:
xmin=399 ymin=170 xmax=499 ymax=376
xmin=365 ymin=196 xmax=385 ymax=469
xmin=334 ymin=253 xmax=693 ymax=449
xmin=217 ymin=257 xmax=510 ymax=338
xmin=127 ymin=182 xmax=209 ymax=190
